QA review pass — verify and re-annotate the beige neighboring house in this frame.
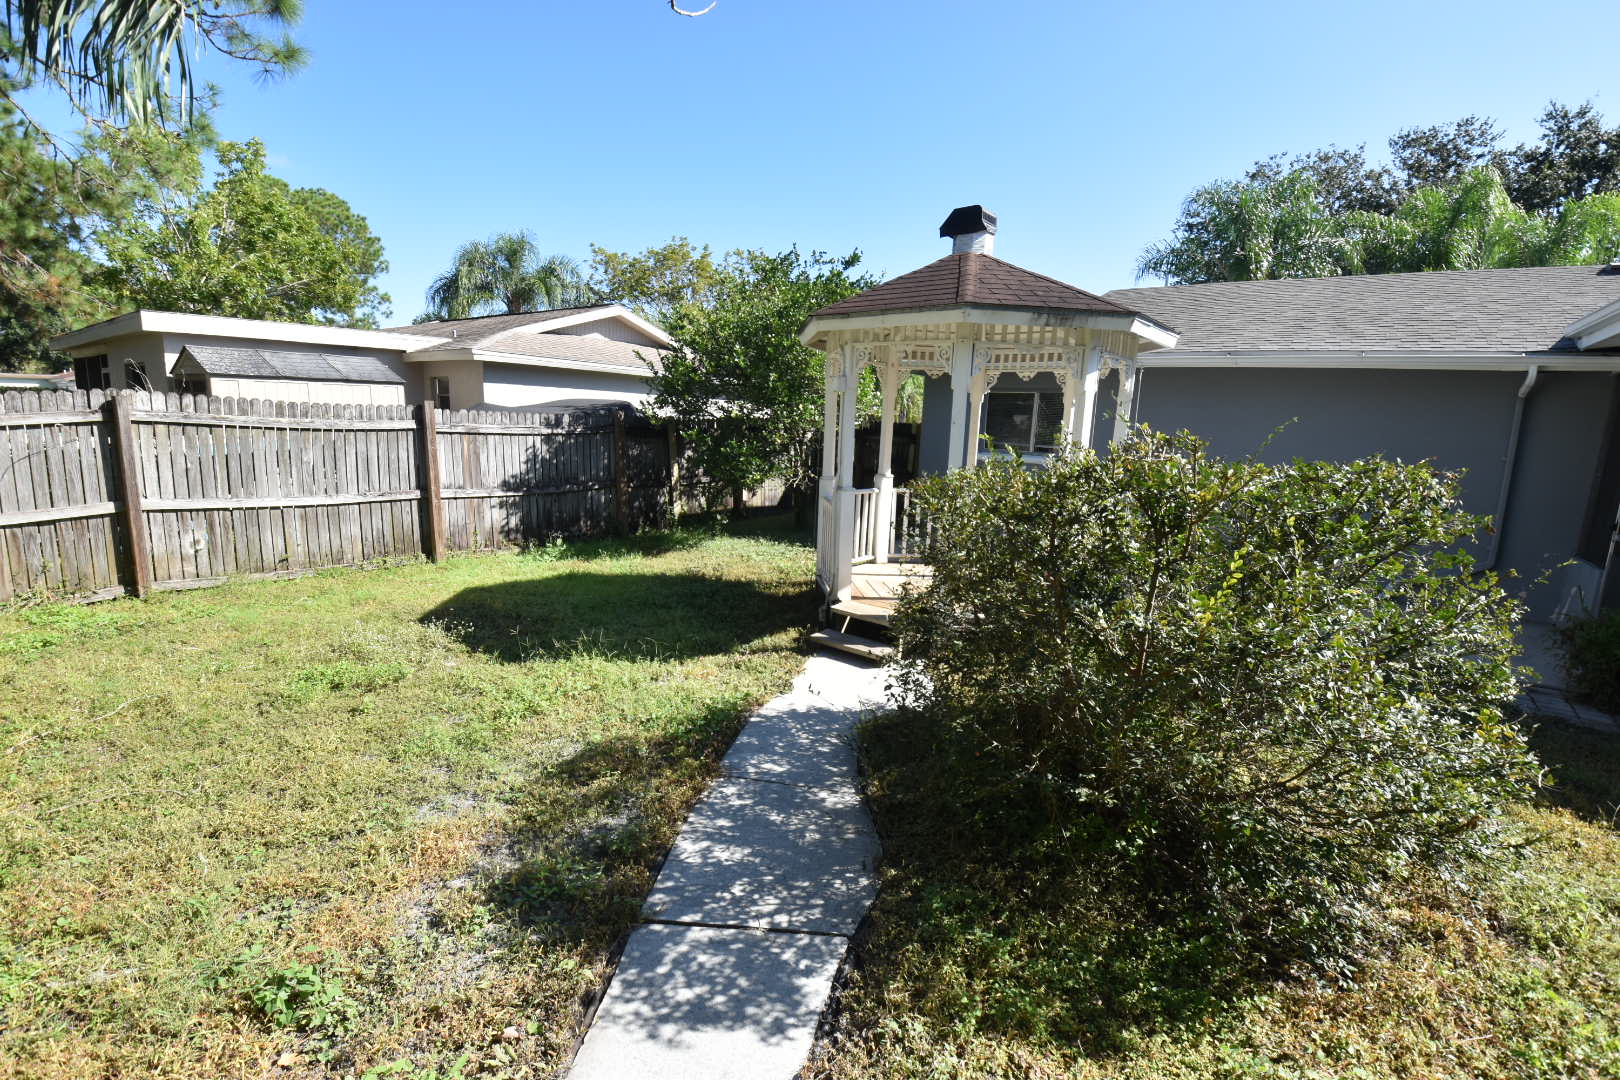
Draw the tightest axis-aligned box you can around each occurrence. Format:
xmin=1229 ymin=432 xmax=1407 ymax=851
xmin=49 ymin=304 xmax=671 ymax=410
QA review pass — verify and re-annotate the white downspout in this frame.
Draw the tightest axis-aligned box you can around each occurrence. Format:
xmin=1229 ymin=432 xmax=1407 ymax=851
xmin=1481 ymin=365 xmax=1539 ymax=572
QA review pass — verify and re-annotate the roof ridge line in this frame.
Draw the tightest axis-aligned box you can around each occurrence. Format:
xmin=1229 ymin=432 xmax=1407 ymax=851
xmin=978 ymin=252 xmax=1122 ymax=307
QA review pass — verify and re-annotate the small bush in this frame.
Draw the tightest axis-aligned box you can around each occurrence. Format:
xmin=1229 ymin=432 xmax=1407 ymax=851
xmin=1557 ymin=608 xmax=1620 ymax=713
xmin=894 ymin=430 xmax=1538 ymax=969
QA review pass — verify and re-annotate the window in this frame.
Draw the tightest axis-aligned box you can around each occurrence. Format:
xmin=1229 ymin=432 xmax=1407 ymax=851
xmin=123 ymin=359 xmax=150 ymax=391
xmin=431 ymin=376 xmax=451 ymax=410
xmin=173 ymin=372 xmax=208 ymax=397
xmin=982 ymin=391 xmax=1064 ymax=453
xmin=72 ymin=354 xmax=110 ymax=390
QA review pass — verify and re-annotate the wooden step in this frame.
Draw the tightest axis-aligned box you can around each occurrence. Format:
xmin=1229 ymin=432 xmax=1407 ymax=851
xmin=831 ymin=597 xmax=897 ymax=627
xmin=809 ymin=629 xmax=895 ymax=662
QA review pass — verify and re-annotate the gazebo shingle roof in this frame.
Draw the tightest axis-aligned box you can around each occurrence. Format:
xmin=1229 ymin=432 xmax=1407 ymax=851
xmin=812 ymin=253 xmax=1139 ymax=318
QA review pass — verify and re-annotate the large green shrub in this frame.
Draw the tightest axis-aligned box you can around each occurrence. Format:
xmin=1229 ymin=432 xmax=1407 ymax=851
xmin=1557 ymin=609 xmax=1620 ymax=714
xmin=893 ymin=431 xmax=1539 ymax=967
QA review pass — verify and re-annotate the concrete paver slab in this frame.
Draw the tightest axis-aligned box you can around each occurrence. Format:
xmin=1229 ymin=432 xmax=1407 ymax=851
xmin=567 ymin=649 xmax=895 ymax=1080
xmin=568 ymin=923 xmax=848 ymax=1080
xmin=720 ymin=701 xmax=859 ymax=791
xmin=641 ymin=776 xmax=880 ymax=934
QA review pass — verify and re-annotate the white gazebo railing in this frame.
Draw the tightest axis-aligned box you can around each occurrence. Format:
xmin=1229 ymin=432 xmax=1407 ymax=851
xmin=851 ymin=488 xmax=879 ymax=563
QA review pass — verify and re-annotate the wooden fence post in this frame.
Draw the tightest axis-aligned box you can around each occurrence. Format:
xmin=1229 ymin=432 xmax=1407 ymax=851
xmin=665 ymin=423 xmax=680 ymax=523
xmin=105 ymin=392 xmax=152 ymax=598
xmin=418 ymin=401 xmax=447 ymax=561
xmin=612 ymin=408 xmax=630 ymax=534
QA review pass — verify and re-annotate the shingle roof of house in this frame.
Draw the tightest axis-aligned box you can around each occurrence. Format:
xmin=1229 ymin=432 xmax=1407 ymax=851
xmin=475 ymin=332 xmax=664 ymax=371
xmin=1104 ymin=265 xmax=1620 ymax=356
xmin=381 ymin=306 xmax=610 ymax=347
xmin=178 ymin=346 xmax=404 ymax=384
xmin=813 ymin=253 xmax=1139 ymax=318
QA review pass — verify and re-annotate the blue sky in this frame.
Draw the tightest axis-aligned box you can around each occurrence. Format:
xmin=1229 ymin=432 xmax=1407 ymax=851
xmin=144 ymin=0 xmax=1620 ymax=322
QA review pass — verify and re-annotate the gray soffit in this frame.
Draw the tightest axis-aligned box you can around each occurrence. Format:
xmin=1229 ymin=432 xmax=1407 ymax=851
xmin=178 ymin=346 xmax=405 ymax=384
xmin=1105 ymin=264 xmax=1620 ymax=356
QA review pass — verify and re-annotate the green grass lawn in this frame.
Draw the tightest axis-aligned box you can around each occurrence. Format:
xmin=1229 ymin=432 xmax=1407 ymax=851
xmin=810 ymin=713 xmax=1620 ymax=1080
xmin=0 ymin=516 xmax=817 ymax=1080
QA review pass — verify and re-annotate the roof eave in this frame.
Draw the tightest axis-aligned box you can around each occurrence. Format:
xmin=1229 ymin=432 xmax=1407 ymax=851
xmin=1137 ymin=349 xmax=1620 ymax=371
xmin=799 ymin=305 xmax=1178 ymax=350
xmin=1565 ymin=296 xmax=1620 ymax=350
xmin=51 ymin=310 xmax=444 ymax=352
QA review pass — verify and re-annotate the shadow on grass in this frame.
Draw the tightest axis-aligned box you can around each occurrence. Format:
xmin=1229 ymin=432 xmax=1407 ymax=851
xmin=421 ymin=570 xmax=816 ymax=663
xmin=1527 ymin=717 xmax=1620 ymax=827
xmin=478 ymin=697 xmax=741 ymax=937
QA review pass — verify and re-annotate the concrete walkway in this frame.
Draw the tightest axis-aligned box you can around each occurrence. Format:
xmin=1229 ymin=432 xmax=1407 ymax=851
xmin=1516 ymin=621 xmax=1620 ymax=733
xmin=567 ymin=651 xmax=892 ymax=1080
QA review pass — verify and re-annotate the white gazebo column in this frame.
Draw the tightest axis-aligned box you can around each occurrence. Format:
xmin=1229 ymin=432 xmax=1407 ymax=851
xmin=1061 ymin=344 xmax=1105 ymax=448
xmin=872 ymin=357 xmax=900 ymax=563
xmin=831 ymin=349 xmax=862 ymax=600
xmin=944 ymin=339 xmax=975 ymax=470
xmin=1111 ymin=353 xmax=1139 ymax=446
xmin=962 ymin=369 xmax=990 ymax=466
xmin=819 ymin=354 xmax=839 ymax=498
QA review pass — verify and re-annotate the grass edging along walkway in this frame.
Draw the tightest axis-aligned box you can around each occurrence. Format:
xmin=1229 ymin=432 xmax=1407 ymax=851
xmin=0 ymin=515 xmax=817 ymax=1080
xmin=806 ymin=711 xmax=1620 ymax=1080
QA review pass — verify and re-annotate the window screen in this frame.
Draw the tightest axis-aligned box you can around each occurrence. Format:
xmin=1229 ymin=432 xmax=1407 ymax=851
xmin=984 ymin=392 xmax=1035 ymax=450
xmin=1035 ymin=394 xmax=1064 ymax=449
xmin=984 ymin=391 xmax=1065 ymax=452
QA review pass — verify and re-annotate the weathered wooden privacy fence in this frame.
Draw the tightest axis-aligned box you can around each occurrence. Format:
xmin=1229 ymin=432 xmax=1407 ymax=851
xmin=0 ymin=389 xmax=683 ymax=603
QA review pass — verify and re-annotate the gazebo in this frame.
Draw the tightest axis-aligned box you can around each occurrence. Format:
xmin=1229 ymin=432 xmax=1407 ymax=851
xmin=798 ymin=206 xmax=1178 ymax=652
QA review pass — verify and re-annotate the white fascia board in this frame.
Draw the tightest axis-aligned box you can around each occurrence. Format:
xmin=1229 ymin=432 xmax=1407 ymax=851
xmin=50 ymin=310 xmax=443 ymax=352
xmin=538 ymin=305 xmax=674 ymax=347
xmin=800 ymin=308 xmax=1180 ymax=348
xmin=1137 ymin=350 xmax=1620 ymax=372
xmin=414 ymin=346 xmax=652 ymax=378
xmin=1564 ymin=298 xmax=1620 ymax=350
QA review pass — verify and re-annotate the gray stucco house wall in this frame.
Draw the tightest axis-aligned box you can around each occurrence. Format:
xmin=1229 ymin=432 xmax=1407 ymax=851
xmin=1130 ymin=367 xmax=1618 ymax=618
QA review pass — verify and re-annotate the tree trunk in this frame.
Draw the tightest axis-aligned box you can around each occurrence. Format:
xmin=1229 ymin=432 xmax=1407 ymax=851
xmin=731 ymin=485 xmax=747 ymax=518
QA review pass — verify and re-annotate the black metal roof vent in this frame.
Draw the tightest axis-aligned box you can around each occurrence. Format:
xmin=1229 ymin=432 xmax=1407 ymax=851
xmin=939 ymin=205 xmax=997 ymax=239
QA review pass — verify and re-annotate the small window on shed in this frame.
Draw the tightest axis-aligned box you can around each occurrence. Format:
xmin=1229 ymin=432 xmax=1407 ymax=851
xmin=431 ymin=376 xmax=451 ymax=411
xmin=73 ymin=354 xmax=110 ymax=390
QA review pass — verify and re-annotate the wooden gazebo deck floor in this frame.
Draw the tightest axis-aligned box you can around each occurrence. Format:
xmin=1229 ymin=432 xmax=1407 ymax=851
xmin=849 ymin=562 xmax=931 ymax=600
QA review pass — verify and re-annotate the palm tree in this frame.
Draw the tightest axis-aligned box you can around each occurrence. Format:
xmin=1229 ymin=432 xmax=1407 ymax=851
xmin=423 ymin=231 xmax=593 ymax=321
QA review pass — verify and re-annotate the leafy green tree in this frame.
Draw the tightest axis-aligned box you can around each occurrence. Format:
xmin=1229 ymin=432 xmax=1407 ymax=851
xmin=423 ymin=231 xmax=590 ymax=321
xmin=1501 ymin=102 xmax=1620 ymax=212
xmin=1346 ymin=167 xmax=1620 ymax=274
xmin=1389 ymin=115 xmax=1503 ymax=191
xmin=95 ymin=138 xmax=390 ymax=326
xmin=894 ymin=430 xmax=1537 ymax=967
xmin=1146 ymin=102 xmax=1620 ymax=284
xmin=0 ymin=84 xmax=211 ymax=368
xmin=1139 ymin=172 xmax=1351 ymax=283
xmin=649 ymin=248 xmax=875 ymax=514
xmin=587 ymin=237 xmax=728 ymax=324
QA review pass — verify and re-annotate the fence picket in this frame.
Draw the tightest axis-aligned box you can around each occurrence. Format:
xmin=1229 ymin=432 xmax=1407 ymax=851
xmin=0 ymin=391 xmax=693 ymax=601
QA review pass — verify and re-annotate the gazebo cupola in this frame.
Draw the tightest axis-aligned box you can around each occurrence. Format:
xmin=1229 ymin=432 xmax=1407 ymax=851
xmin=799 ymin=206 xmax=1179 ymax=606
